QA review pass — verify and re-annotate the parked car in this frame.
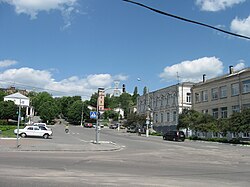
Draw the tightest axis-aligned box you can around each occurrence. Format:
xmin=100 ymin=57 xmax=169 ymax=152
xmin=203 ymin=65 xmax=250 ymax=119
xmin=84 ymin=123 xmax=93 ymax=128
xmin=14 ymin=126 xmax=53 ymax=139
xmin=109 ymin=124 xmax=118 ymax=129
xmin=163 ymin=130 xmax=185 ymax=141
xmin=126 ymin=125 xmax=138 ymax=133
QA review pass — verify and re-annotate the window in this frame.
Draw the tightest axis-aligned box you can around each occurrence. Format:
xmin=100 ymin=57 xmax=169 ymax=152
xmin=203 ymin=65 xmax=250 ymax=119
xmin=232 ymin=105 xmax=240 ymax=113
xmin=173 ymin=111 xmax=177 ymax=122
xmin=221 ymin=107 xmax=227 ymax=118
xmin=202 ymin=109 xmax=208 ymax=114
xmin=166 ymin=112 xmax=170 ymax=122
xmin=242 ymin=80 xmax=250 ymax=93
xmin=231 ymin=83 xmax=239 ymax=96
xmin=243 ymin=103 xmax=250 ymax=109
xmin=212 ymin=108 xmax=218 ymax=119
xmin=186 ymin=93 xmax=191 ymax=103
xmin=220 ymin=86 xmax=227 ymax=98
xmin=202 ymin=90 xmax=208 ymax=102
xmin=155 ymin=114 xmax=158 ymax=123
xmin=195 ymin=93 xmax=200 ymax=103
xmin=161 ymin=113 xmax=164 ymax=123
xmin=211 ymin=88 xmax=218 ymax=100
xmin=242 ymin=132 xmax=250 ymax=138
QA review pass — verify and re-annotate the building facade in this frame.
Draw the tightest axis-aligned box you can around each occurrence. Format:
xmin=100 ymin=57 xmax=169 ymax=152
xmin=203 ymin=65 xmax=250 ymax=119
xmin=192 ymin=68 xmax=250 ymax=118
xmin=191 ymin=68 xmax=250 ymax=139
xmin=137 ymin=82 xmax=193 ymax=133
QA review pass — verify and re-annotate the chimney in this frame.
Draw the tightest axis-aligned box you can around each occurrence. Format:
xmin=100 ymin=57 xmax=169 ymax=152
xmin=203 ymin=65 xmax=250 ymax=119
xmin=229 ymin=66 xmax=234 ymax=74
xmin=203 ymin=74 xmax=206 ymax=83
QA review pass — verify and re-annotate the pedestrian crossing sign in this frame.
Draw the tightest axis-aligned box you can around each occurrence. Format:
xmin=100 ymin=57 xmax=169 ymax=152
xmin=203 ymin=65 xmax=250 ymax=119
xmin=90 ymin=111 xmax=97 ymax=119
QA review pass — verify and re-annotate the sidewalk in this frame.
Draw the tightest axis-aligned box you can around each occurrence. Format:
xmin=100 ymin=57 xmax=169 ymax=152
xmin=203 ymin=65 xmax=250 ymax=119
xmin=0 ymin=138 xmax=122 ymax=152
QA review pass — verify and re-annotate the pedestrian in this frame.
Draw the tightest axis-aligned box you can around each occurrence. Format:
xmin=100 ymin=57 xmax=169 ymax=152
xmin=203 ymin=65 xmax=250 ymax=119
xmin=65 ymin=124 xmax=69 ymax=133
xmin=138 ymin=128 xmax=141 ymax=136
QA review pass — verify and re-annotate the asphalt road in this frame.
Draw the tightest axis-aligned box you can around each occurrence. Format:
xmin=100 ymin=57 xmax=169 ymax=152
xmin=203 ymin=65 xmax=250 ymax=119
xmin=0 ymin=124 xmax=249 ymax=187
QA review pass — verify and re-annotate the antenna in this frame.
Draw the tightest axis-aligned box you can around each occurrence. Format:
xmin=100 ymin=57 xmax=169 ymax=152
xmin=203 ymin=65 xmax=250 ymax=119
xmin=176 ymin=72 xmax=180 ymax=84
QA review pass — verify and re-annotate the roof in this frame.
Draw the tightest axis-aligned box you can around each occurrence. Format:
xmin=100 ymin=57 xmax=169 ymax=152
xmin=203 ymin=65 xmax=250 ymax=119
xmin=4 ymin=92 xmax=29 ymax=99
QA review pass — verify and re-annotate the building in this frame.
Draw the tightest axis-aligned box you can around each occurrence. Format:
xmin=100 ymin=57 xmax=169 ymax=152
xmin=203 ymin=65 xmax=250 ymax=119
xmin=192 ymin=67 xmax=250 ymax=118
xmin=191 ymin=67 xmax=250 ymax=139
xmin=137 ymin=82 xmax=194 ymax=133
xmin=0 ymin=86 xmax=29 ymax=96
xmin=98 ymin=88 xmax=105 ymax=111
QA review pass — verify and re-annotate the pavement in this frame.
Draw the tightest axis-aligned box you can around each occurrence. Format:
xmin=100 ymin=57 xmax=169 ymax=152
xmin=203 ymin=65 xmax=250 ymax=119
xmin=0 ymin=137 xmax=122 ymax=152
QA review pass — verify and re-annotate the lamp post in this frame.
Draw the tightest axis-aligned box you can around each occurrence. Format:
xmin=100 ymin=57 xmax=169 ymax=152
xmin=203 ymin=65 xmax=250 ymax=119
xmin=138 ymin=78 xmax=151 ymax=137
xmin=16 ymin=99 xmax=21 ymax=148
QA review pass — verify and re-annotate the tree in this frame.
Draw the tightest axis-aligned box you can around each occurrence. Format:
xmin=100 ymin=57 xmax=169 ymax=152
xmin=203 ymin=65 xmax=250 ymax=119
xmin=0 ymin=90 xmax=7 ymax=101
xmin=229 ymin=108 xmax=250 ymax=136
xmin=126 ymin=113 xmax=146 ymax=127
xmin=67 ymin=100 xmax=90 ymax=125
xmin=38 ymin=100 xmax=59 ymax=124
xmin=0 ymin=101 xmax=17 ymax=121
xmin=103 ymin=110 xmax=119 ymax=120
xmin=132 ymin=86 xmax=139 ymax=105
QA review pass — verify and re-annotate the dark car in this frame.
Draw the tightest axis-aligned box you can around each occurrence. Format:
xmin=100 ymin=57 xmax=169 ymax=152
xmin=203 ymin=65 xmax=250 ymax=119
xmin=109 ymin=124 xmax=118 ymax=129
xmin=163 ymin=130 xmax=185 ymax=141
xmin=126 ymin=125 xmax=138 ymax=133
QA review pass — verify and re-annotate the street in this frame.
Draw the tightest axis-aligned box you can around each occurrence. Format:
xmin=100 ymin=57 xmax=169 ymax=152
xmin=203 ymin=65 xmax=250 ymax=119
xmin=0 ymin=124 xmax=249 ymax=187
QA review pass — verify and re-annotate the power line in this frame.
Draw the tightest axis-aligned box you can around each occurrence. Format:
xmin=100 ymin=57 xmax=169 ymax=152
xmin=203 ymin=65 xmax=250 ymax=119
xmin=123 ymin=0 xmax=250 ymax=40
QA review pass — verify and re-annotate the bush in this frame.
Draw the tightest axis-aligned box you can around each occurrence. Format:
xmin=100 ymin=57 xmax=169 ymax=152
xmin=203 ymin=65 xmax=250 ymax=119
xmin=189 ymin=136 xmax=203 ymax=140
xmin=150 ymin=132 xmax=162 ymax=136
xmin=229 ymin=138 xmax=241 ymax=144
xmin=0 ymin=120 xmax=8 ymax=126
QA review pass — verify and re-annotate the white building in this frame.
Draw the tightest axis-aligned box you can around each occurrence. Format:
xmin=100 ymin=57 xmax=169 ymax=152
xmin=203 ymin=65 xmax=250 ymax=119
xmin=137 ymin=82 xmax=194 ymax=133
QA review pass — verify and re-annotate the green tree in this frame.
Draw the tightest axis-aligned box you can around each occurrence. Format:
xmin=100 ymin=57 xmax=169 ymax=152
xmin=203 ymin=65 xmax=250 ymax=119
xmin=126 ymin=113 xmax=146 ymax=127
xmin=119 ymin=93 xmax=133 ymax=118
xmin=0 ymin=90 xmax=7 ymax=101
xmin=103 ymin=110 xmax=119 ymax=120
xmin=132 ymin=86 xmax=139 ymax=105
xmin=0 ymin=100 xmax=17 ymax=121
xmin=38 ymin=100 xmax=59 ymax=124
xmin=67 ymin=100 xmax=90 ymax=125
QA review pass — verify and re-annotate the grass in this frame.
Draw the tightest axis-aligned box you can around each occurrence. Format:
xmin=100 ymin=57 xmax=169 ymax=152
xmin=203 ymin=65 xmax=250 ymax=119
xmin=0 ymin=125 xmax=24 ymax=138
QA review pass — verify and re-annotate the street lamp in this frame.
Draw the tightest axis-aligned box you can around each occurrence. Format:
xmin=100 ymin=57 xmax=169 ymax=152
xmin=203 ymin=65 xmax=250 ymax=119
xmin=137 ymin=78 xmax=151 ymax=137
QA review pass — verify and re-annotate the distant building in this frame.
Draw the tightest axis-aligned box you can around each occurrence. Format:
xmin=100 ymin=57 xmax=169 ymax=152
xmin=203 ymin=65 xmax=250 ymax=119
xmin=0 ymin=86 xmax=29 ymax=96
xmin=137 ymin=82 xmax=194 ymax=133
xmin=98 ymin=88 xmax=105 ymax=111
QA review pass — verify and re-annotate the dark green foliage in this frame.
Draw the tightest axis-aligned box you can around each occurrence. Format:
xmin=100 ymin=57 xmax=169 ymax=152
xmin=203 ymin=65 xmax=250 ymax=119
xmin=0 ymin=101 xmax=17 ymax=121
xmin=126 ymin=113 xmax=146 ymax=127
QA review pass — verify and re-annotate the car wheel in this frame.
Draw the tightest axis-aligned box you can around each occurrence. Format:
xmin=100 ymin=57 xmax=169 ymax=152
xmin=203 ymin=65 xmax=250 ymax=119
xmin=43 ymin=134 xmax=49 ymax=139
xmin=20 ymin=133 xmax=26 ymax=138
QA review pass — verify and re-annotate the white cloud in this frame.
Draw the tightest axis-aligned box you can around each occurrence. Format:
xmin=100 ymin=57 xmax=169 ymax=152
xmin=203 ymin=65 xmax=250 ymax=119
xmin=230 ymin=15 xmax=250 ymax=37
xmin=0 ymin=59 xmax=17 ymax=67
xmin=233 ymin=60 xmax=246 ymax=71
xmin=0 ymin=0 xmax=79 ymax=28
xmin=196 ymin=0 xmax=245 ymax=11
xmin=159 ymin=57 xmax=223 ymax=83
xmin=0 ymin=67 xmax=128 ymax=99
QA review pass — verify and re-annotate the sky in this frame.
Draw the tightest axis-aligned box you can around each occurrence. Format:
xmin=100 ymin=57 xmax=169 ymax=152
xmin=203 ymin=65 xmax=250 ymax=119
xmin=0 ymin=0 xmax=249 ymax=99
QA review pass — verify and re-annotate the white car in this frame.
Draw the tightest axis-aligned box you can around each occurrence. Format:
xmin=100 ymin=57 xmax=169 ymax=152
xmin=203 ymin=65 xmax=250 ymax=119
xmin=14 ymin=126 xmax=53 ymax=139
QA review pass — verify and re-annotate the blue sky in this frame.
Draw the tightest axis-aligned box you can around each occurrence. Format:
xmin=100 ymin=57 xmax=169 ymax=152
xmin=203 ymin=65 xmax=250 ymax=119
xmin=0 ymin=0 xmax=249 ymax=99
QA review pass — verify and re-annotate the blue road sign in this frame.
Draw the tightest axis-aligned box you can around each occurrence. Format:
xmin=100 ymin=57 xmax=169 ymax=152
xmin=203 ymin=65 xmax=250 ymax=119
xmin=90 ymin=111 xmax=97 ymax=119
